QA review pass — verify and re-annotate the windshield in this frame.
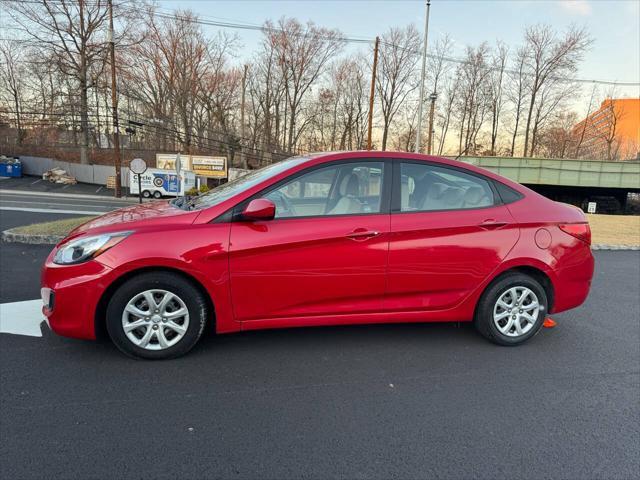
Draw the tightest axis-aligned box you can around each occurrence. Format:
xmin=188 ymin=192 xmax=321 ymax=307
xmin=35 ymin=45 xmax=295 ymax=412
xmin=188 ymin=156 xmax=311 ymax=210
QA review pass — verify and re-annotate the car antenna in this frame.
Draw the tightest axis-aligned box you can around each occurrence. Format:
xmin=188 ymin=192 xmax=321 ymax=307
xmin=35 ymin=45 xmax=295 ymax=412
xmin=453 ymin=146 xmax=470 ymax=162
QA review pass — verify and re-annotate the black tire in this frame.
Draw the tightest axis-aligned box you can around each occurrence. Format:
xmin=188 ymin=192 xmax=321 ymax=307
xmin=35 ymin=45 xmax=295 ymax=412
xmin=153 ymin=191 xmax=162 ymax=199
xmin=474 ymin=272 xmax=548 ymax=346
xmin=106 ymin=272 xmax=208 ymax=359
xmin=142 ymin=190 xmax=151 ymax=198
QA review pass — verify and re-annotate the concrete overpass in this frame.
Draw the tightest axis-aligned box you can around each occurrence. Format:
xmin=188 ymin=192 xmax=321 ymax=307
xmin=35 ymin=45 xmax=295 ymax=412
xmin=458 ymin=156 xmax=640 ymax=213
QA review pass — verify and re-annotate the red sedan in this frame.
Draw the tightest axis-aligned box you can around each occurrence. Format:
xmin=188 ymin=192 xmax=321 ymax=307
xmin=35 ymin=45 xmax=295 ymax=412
xmin=41 ymin=152 xmax=594 ymax=359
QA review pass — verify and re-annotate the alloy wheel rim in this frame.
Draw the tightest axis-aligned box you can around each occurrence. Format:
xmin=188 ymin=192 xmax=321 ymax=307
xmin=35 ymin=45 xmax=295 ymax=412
xmin=492 ymin=286 xmax=540 ymax=338
xmin=121 ymin=289 xmax=189 ymax=350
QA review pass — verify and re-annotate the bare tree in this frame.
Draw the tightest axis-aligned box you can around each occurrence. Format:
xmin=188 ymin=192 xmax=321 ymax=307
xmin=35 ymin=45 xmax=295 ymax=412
xmin=335 ymin=55 xmax=369 ymax=150
xmin=529 ymin=78 xmax=577 ymax=157
xmin=376 ymin=25 xmax=421 ymax=150
xmin=596 ymin=98 xmax=625 ymax=160
xmin=456 ymin=43 xmax=491 ymax=155
xmin=436 ymin=72 xmax=459 ymax=155
xmin=521 ymin=25 xmax=591 ymax=157
xmin=488 ymin=41 xmax=508 ymax=155
xmin=0 ymin=40 xmax=26 ymax=144
xmin=0 ymin=8 xmax=600 ymax=167
xmin=266 ymin=17 xmax=343 ymax=152
xmin=6 ymin=0 xmax=109 ymax=163
xmin=507 ymin=47 xmax=527 ymax=156
xmin=573 ymin=84 xmax=598 ymax=158
xmin=391 ymin=101 xmax=419 ymax=151
xmin=537 ymin=111 xmax=577 ymax=159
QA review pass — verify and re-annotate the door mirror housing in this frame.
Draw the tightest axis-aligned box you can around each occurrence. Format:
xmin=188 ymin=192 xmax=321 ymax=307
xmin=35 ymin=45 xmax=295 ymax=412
xmin=242 ymin=198 xmax=276 ymax=221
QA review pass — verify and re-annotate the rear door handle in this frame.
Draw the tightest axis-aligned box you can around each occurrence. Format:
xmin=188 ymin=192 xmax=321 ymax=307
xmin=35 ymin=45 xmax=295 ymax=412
xmin=479 ymin=219 xmax=508 ymax=229
xmin=346 ymin=229 xmax=381 ymax=240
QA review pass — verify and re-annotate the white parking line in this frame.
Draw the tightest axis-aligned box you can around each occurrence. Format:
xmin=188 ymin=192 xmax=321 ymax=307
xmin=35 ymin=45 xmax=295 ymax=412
xmin=0 ymin=197 xmax=112 ymax=213
xmin=1 ymin=200 xmax=111 ymax=210
xmin=0 ymin=189 xmax=134 ymax=202
xmin=0 ymin=300 xmax=48 ymax=337
xmin=0 ymin=193 xmax=133 ymax=206
xmin=0 ymin=206 xmax=107 ymax=215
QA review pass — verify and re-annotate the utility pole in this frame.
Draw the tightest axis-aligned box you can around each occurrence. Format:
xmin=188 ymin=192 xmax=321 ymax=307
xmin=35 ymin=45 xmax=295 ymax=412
xmin=107 ymin=0 xmax=122 ymax=197
xmin=415 ymin=0 xmax=431 ymax=153
xmin=240 ymin=64 xmax=248 ymax=170
xmin=367 ymin=36 xmax=380 ymax=151
xmin=427 ymin=92 xmax=437 ymax=155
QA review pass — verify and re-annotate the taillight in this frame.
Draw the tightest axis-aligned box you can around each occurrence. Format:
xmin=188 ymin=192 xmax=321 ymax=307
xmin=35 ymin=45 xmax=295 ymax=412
xmin=559 ymin=223 xmax=591 ymax=245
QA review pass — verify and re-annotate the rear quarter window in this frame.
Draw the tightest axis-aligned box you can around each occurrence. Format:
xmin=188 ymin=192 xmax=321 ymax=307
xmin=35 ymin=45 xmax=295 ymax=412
xmin=494 ymin=181 xmax=524 ymax=204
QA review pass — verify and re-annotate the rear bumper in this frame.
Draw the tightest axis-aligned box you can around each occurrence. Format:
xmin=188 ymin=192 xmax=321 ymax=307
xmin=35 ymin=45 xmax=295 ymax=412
xmin=41 ymin=251 xmax=113 ymax=340
xmin=550 ymin=244 xmax=595 ymax=314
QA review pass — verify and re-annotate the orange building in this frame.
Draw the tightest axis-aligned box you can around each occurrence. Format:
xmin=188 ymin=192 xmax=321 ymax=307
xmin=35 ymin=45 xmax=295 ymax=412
xmin=572 ymin=98 xmax=640 ymax=161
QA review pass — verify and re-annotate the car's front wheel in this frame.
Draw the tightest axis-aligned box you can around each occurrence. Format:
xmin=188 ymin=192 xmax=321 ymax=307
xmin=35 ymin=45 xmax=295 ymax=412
xmin=475 ymin=272 xmax=548 ymax=346
xmin=106 ymin=272 xmax=208 ymax=359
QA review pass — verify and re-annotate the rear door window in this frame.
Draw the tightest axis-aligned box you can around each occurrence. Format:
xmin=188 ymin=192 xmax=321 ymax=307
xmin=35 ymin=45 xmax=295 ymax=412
xmin=399 ymin=162 xmax=495 ymax=212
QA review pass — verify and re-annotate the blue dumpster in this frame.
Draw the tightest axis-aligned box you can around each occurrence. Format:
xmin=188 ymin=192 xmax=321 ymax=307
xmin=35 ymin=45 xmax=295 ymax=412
xmin=0 ymin=158 xmax=22 ymax=177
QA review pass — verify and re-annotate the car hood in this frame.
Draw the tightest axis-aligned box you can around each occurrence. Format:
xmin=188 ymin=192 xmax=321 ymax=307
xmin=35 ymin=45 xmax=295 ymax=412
xmin=68 ymin=200 xmax=200 ymax=237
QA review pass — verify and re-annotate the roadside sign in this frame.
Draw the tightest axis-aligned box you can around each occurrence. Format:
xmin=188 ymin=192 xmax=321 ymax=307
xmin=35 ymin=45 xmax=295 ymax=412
xmin=175 ymin=153 xmax=182 ymax=176
xmin=130 ymin=158 xmax=147 ymax=175
xmin=587 ymin=202 xmax=596 ymax=214
xmin=191 ymin=156 xmax=227 ymax=178
xmin=156 ymin=153 xmax=186 ymax=171
xmin=130 ymin=158 xmax=147 ymax=204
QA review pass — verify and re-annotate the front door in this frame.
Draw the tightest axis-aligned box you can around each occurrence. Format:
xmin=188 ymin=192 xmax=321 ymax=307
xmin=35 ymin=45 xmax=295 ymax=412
xmin=229 ymin=160 xmax=390 ymax=322
xmin=385 ymin=161 xmax=519 ymax=312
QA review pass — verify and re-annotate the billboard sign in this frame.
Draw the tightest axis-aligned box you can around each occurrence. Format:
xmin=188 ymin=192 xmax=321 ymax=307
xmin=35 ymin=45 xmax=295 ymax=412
xmin=156 ymin=153 xmax=188 ymax=171
xmin=191 ymin=156 xmax=227 ymax=178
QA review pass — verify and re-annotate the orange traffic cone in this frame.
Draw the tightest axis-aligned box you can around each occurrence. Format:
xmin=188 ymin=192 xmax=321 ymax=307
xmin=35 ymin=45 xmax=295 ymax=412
xmin=543 ymin=317 xmax=557 ymax=328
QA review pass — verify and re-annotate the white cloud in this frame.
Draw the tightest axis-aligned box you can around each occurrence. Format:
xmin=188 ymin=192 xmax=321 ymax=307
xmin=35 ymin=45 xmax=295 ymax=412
xmin=558 ymin=0 xmax=593 ymax=16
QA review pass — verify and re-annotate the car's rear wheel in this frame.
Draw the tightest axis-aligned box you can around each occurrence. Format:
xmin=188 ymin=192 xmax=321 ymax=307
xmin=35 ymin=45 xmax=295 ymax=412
xmin=475 ymin=272 xmax=547 ymax=346
xmin=106 ymin=272 xmax=208 ymax=359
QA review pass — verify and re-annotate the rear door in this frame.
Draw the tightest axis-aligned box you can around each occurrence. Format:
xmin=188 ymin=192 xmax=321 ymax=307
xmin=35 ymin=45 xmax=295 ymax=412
xmin=385 ymin=161 xmax=519 ymax=312
xmin=229 ymin=159 xmax=391 ymax=322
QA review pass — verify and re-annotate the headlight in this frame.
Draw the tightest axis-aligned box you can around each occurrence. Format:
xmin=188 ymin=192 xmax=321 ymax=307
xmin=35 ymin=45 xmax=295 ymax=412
xmin=53 ymin=231 xmax=132 ymax=265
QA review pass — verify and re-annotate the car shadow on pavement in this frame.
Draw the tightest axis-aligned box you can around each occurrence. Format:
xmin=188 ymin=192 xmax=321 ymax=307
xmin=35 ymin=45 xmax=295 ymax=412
xmin=35 ymin=320 xmax=486 ymax=362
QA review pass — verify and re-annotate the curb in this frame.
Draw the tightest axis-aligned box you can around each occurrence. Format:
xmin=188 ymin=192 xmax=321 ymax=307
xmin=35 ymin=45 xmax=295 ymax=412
xmin=2 ymin=229 xmax=63 ymax=245
xmin=591 ymin=244 xmax=639 ymax=251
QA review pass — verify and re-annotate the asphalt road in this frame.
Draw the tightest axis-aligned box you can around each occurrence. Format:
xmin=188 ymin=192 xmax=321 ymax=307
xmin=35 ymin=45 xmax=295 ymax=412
xmin=1 ymin=210 xmax=639 ymax=479
xmin=0 ymin=174 xmax=122 ymax=197
xmin=0 ymin=189 xmax=134 ymax=217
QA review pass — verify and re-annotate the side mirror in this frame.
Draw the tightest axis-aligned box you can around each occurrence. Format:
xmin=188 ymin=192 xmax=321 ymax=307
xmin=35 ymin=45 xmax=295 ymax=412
xmin=242 ymin=198 xmax=276 ymax=221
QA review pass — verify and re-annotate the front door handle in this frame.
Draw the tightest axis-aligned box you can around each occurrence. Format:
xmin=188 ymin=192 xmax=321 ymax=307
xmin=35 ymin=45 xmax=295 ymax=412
xmin=346 ymin=229 xmax=381 ymax=240
xmin=479 ymin=219 xmax=508 ymax=229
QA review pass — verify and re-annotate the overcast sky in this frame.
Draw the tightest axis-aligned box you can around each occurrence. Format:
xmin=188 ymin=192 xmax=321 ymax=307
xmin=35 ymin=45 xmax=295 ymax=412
xmin=160 ymin=0 xmax=640 ymax=98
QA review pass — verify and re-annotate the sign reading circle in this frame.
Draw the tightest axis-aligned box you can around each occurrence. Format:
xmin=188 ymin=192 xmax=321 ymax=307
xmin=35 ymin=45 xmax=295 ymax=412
xmin=130 ymin=158 xmax=147 ymax=175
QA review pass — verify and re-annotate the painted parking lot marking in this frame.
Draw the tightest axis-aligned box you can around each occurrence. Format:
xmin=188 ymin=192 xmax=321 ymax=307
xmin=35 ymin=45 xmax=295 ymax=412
xmin=0 ymin=206 xmax=106 ymax=215
xmin=0 ymin=299 xmax=48 ymax=337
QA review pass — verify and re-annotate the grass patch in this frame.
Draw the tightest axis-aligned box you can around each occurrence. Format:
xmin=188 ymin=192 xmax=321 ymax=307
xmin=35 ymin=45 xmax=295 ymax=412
xmin=588 ymin=214 xmax=640 ymax=246
xmin=10 ymin=216 xmax=97 ymax=237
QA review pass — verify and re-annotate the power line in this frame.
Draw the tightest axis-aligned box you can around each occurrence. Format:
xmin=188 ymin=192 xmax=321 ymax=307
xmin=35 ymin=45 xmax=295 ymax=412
xmin=3 ymin=0 xmax=637 ymax=86
xmin=2 ymin=108 xmax=305 ymax=158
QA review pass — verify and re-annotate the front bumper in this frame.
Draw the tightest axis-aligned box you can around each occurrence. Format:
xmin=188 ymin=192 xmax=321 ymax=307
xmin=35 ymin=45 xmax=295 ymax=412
xmin=41 ymin=251 xmax=114 ymax=340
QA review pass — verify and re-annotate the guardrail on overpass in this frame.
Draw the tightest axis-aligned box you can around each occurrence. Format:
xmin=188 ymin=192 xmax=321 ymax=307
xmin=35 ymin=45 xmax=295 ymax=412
xmin=458 ymin=156 xmax=640 ymax=190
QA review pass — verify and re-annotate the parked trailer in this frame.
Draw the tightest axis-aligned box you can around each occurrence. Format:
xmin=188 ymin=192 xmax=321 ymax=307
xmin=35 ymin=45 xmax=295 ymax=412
xmin=129 ymin=169 xmax=196 ymax=198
